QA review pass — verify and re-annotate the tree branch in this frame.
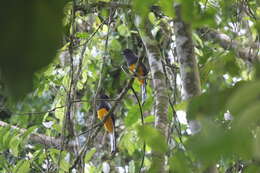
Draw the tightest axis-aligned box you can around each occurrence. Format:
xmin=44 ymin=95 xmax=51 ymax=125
xmin=0 ymin=120 xmax=76 ymax=152
xmin=75 ymin=2 xmax=131 ymax=13
xmin=198 ymin=28 xmax=260 ymax=62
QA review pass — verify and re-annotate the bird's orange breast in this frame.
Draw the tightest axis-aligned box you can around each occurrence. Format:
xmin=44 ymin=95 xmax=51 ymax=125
xmin=129 ymin=64 xmax=145 ymax=84
xmin=97 ymin=108 xmax=114 ymax=133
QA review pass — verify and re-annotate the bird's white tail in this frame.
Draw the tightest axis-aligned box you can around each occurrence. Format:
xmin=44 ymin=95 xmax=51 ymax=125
xmin=141 ymin=83 xmax=147 ymax=105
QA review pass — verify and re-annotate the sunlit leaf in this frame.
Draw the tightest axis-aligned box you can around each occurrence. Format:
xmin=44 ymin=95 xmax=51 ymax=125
xmin=85 ymin=148 xmax=97 ymax=163
xmin=144 ymin=115 xmax=155 ymax=123
xmin=13 ymin=160 xmax=30 ymax=173
xmin=117 ymin=24 xmax=131 ymax=37
xmin=9 ymin=135 xmax=20 ymax=157
xmin=148 ymin=12 xmax=157 ymax=25
xmin=75 ymin=32 xmax=89 ymax=39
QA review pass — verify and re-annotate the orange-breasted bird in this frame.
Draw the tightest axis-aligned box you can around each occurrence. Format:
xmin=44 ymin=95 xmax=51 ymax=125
xmin=122 ymin=49 xmax=148 ymax=104
xmin=97 ymin=94 xmax=116 ymax=153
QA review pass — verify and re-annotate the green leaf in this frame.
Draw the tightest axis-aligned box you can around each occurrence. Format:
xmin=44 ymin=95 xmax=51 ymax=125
xmin=132 ymin=0 xmax=157 ymax=19
xmin=124 ymin=105 xmax=139 ymax=127
xmin=169 ymin=150 xmax=192 ymax=173
xmin=179 ymin=0 xmax=195 ymax=23
xmin=60 ymin=159 xmax=70 ymax=172
xmin=75 ymin=32 xmax=89 ymax=39
xmin=227 ymin=81 xmax=260 ymax=116
xmin=244 ymin=165 xmax=260 ymax=173
xmin=9 ymin=135 xmax=20 ymax=157
xmin=223 ymin=52 xmax=240 ymax=76
xmin=187 ymin=87 xmax=235 ymax=119
xmin=0 ymin=0 xmax=66 ymax=98
xmin=2 ymin=128 xmax=13 ymax=149
xmin=98 ymin=0 xmax=111 ymax=2
xmin=20 ymin=126 xmax=37 ymax=144
xmin=0 ymin=154 xmax=6 ymax=167
xmin=158 ymin=0 xmax=174 ymax=17
xmin=84 ymin=148 xmax=97 ymax=163
xmin=0 ymin=127 xmax=11 ymax=150
xmin=129 ymin=160 xmax=135 ymax=173
xmin=193 ymin=33 xmax=204 ymax=48
xmin=174 ymin=101 xmax=188 ymax=111
xmin=192 ymin=7 xmax=217 ymax=28
xmin=234 ymin=101 xmax=260 ymax=130
xmin=119 ymin=131 xmax=138 ymax=155
xmin=117 ymin=24 xmax=131 ymax=37
xmin=255 ymin=20 xmax=260 ymax=35
xmin=13 ymin=160 xmax=30 ymax=173
xmin=148 ymin=12 xmax=157 ymax=25
xmin=144 ymin=115 xmax=155 ymax=123
xmin=137 ymin=125 xmax=167 ymax=153
xmin=187 ymin=119 xmax=253 ymax=164
xmin=253 ymin=127 xmax=260 ymax=159
xmin=109 ymin=39 xmax=122 ymax=51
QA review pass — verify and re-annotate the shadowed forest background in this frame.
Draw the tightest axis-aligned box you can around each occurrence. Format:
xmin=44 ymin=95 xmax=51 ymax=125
xmin=0 ymin=0 xmax=260 ymax=172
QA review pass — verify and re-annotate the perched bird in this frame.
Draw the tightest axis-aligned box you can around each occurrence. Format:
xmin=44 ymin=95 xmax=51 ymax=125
xmin=122 ymin=49 xmax=148 ymax=104
xmin=97 ymin=94 xmax=116 ymax=153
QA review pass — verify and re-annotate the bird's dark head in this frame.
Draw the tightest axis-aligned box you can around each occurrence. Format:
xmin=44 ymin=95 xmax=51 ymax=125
xmin=122 ymin=49 xmax=138 ymax=65
xmin=99 ymin=93 xmax=109 ymax=100
xmin=122 ymin=49 xmax=133 ymax=56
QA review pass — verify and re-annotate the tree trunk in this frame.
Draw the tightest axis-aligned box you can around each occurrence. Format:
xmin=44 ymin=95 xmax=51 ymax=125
xmin=174 ymin=5 xmax=201 ymax=100
xmin=174 ymin=5 xmax=217 ymax=173
xmin=136 ymin=18 xmax=169 ymax=172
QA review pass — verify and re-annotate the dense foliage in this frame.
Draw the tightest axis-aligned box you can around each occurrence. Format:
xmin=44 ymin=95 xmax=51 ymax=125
xmin=0 ymin=0 xmax=260 ymax=172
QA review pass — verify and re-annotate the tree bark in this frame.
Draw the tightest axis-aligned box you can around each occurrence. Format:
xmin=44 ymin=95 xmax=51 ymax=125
xmin=136 ymin=18 xmax=169 ymax=172
xmin=174 ymin=5 xmax=217 ymax=173
xmin=174 ymin=5 xmax=201 ymax=100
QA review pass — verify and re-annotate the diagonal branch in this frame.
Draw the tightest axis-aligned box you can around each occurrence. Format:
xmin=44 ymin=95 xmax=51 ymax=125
xmin=198 ymin=28 xmax=260 ymax=62
xmin=0 ymin=120 xmax=76 ymax=152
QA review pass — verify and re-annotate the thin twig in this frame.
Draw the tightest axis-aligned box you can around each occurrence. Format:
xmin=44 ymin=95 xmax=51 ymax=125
xmin=131 ymin=87 xmax=146 ymax=173
xmin=14 ymin=106 xmax=65 ymax=116
xmin=58 ymin=0 xmax=77 ymax=169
